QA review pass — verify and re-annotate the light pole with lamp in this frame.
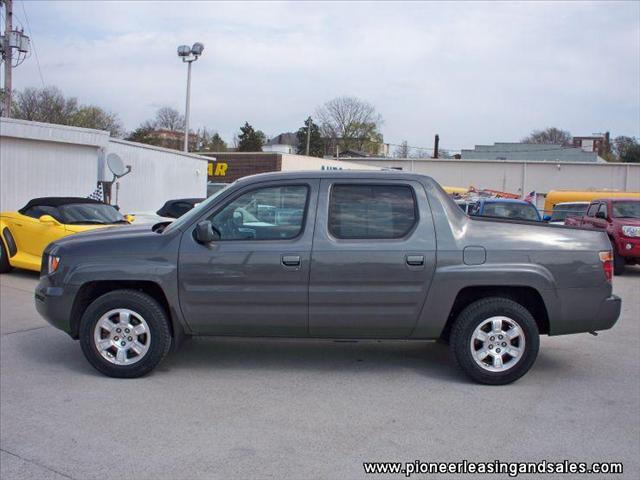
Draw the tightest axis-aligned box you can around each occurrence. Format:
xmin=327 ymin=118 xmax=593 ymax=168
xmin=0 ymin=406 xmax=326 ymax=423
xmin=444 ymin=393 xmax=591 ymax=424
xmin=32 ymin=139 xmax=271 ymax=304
xmin=177 ymin=42 xmax=204 ymax=152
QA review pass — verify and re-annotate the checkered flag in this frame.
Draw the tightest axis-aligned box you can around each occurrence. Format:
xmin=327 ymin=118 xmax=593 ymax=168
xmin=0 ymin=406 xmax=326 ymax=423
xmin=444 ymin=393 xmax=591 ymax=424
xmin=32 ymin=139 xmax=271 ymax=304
xmin=87 ymin=183 xmax=104 ymax=202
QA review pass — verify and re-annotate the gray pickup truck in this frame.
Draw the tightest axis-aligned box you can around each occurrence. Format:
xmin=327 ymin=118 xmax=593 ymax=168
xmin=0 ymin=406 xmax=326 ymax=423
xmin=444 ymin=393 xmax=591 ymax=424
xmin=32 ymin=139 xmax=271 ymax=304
xmin=35 ymin=171 xmax=621 ymax=384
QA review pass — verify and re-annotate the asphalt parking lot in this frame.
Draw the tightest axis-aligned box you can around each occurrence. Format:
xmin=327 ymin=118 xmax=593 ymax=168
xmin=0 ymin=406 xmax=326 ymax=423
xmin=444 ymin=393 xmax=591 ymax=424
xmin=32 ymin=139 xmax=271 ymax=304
xmin=1 ymin=269 xmax=639 ymax=480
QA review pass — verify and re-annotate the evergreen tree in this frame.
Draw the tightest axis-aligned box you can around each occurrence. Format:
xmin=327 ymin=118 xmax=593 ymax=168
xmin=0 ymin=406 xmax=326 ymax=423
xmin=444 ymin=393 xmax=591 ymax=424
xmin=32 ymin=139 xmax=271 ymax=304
xmin=295 ymin=118 xmax=324 ymax=157
xmin=237 ymin=122 xmax=264 ymax=152
xmin=208 ymin=133 xmax=228 ymax=152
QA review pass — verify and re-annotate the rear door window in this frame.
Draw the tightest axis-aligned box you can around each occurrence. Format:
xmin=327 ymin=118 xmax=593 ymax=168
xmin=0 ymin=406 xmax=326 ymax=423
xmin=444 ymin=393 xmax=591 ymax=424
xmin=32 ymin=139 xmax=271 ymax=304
xmin=328 ymin=184 xmax=417 ymax=239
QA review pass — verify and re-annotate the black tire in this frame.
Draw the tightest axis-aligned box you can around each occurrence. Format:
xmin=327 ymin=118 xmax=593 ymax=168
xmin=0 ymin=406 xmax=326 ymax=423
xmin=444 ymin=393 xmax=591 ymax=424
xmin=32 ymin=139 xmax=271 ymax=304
xmin=0 ymin=239 xmax=12 ymax=274
xmin=450 ymin=297 xmax=539 ymax=385
xmin=612 ymin=245 xmax=626 ymax=276
xmin=79 ymin=289 xmax=172 ymax=378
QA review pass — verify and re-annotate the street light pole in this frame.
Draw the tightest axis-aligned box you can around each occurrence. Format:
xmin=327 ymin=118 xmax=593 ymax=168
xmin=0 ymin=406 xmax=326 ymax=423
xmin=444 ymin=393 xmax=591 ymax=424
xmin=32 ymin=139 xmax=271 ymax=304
xmin=177 ymin=42 xmax=204 ymax=153
xmin=183 ymin=59 xmax=192 ymax=152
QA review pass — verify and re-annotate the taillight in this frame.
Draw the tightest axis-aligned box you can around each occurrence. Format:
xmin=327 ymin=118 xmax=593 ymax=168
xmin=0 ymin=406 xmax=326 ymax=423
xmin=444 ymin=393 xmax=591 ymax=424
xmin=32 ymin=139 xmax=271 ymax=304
xmin=599 ymin=251 xmax=613 ymax=283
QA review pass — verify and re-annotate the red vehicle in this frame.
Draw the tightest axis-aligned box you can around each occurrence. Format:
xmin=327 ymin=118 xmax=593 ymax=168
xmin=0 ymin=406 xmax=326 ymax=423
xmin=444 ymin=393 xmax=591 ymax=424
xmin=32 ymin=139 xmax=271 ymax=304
xmin=565 ymin=198 xmax=640 ymax=275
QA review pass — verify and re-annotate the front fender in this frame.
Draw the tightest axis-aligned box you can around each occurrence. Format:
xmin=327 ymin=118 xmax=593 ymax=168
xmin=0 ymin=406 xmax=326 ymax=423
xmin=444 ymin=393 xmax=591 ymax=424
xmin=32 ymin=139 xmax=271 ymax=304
xmin=0 ymin=218 xmax=18 ymax=258
xmin=60 ymin=257 xmax=191 ymax=338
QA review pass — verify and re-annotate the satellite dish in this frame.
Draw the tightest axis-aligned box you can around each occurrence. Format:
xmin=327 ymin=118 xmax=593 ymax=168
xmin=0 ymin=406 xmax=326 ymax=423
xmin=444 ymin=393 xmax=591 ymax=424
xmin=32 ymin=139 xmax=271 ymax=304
xmin=106 ymin=153 xmax=127 ymax=177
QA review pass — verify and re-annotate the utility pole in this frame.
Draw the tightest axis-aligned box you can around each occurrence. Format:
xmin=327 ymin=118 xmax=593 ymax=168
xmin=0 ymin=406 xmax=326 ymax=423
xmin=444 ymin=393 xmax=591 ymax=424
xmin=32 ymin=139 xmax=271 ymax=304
xmin=2 ymin=0 xmax=13 ymax=117
xmin=305 ymin=116 xmax=312 ymax=156
xmin=433 ymin=134 xmax=440 ymax=159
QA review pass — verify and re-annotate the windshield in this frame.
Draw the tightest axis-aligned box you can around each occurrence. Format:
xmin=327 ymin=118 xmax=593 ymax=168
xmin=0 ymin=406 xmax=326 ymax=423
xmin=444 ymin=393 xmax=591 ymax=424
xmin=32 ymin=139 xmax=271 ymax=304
xmin=550 ymin=203 xmax=589 ymax=222
xmin=59 ymin=203 xmax=126 ymax=224
xmin=481 ymin=202 xmax=540 ymax=221
xmin=164 ymin=183 xmax=233 ymax=233
xmin=612 ymin=201 xmax=640 ymax=219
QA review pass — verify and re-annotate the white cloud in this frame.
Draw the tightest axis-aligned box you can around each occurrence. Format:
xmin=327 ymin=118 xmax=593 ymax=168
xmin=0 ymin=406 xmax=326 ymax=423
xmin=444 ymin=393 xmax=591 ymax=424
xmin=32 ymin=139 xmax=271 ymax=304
xmin=11 ymin=0 xmax=640 ymax=149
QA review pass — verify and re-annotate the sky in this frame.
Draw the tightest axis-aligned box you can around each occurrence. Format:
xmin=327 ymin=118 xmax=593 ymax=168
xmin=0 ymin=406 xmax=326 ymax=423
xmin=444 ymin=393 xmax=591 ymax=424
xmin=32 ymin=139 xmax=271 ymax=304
xmin=6 ymin=0 xmax=640 ymax=152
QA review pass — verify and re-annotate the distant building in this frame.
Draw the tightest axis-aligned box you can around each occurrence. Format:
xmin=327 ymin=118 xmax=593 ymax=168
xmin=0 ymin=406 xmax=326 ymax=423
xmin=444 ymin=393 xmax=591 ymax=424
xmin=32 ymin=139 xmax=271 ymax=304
xmin=572 ymin=132 xmax=610 ymax=157
xmin=322 ymin=137 xmax=389 ymax=158
xmin=336 ymin=149 xmax=370 ymax=158
xmin=461 ymin=142 xmax=602 ymax=162
xmin=263 ymin=132 xmax=298 ymax=154
xmin=262 ymin=143 xmax=296 ymax=154
xmin=146 ymin=129 xmax=197 ymax=150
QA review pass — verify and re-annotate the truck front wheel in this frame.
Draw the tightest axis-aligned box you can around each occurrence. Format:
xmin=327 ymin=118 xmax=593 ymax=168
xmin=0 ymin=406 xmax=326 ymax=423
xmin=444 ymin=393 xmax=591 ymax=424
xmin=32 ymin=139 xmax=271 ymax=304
xmin=450 ymin=297 xmax=539 ymax=385
xmin=79 ymin=290 xmax=172 ymax=378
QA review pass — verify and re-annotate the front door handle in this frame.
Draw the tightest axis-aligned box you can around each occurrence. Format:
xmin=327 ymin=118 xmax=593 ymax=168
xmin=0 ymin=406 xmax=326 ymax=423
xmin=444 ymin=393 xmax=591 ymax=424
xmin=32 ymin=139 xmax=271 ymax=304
xmin=406 ymin=255 xmax=424 ymax=266
xmin=281 ymin=255 xmax=300 ymax=267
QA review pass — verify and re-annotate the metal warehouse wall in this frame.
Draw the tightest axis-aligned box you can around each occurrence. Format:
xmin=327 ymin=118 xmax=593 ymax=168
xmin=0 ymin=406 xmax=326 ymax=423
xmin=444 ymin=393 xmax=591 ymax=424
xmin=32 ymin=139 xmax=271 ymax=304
xmin=107 ymin=139 xmax=207 ymax=213
xmin=1 ymin=119 xmax=106 ymax=211
xmin=0 ymin=118 xmax=208 ymax=213
xmin=345 ymin=158 xmax=640 ymax=195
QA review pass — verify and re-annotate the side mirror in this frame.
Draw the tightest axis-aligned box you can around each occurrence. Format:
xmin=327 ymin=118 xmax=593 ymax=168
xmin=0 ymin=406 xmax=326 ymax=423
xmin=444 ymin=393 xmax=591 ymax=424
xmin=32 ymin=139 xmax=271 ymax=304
xmin=39 ymin=215 xmax=61 ymax=226
xmin=595 ymin=211 xmax=607 ymax=220
xmin=542 ymin=215 xmax=551 ymax=222
xmin=194 ymin=220 xmax=220 ymax=243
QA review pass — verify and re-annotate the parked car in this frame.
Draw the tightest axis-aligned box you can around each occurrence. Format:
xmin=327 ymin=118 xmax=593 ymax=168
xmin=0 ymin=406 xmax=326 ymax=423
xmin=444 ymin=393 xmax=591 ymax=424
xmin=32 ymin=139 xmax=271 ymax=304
xmin=454 ymin=198 xmax=473 ymax=214
xmin=543 ymin=190 xmax=640 ymax=216
xmin=564 ymin=198 xmax=640 ymax=275
xmin=1 ymin=197 xmax=130 ymax=273
xmin=156 ymin=198 xmax=205 ymax=219
xmin=127 ymin=212 xmax=174 ymax=225
xmin=544 ymin=201 xmax=590 ymax=225
xmin=35 ymin=171 xmax=620 ymax=384
xmin=469 ymin=198 xmax=542 ymax=222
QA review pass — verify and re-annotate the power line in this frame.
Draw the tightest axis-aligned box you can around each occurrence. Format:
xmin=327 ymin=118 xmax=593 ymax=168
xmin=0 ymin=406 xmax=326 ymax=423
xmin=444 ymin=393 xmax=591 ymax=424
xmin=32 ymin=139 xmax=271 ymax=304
xmin=20 ymin=0 xmax=44 ymax=88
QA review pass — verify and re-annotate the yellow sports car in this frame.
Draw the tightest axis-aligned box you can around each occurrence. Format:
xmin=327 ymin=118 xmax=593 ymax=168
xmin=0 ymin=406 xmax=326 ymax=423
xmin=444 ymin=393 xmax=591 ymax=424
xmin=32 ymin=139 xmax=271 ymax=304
xmin=0 ymin=197 xmax=130 ymax=273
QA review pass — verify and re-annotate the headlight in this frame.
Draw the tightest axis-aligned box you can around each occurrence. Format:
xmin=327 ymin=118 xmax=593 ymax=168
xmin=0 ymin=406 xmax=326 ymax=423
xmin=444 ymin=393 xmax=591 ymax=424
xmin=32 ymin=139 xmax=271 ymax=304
xmin=47 ymin=255 xmax=61 ymax=275
xmin=621 ymin=225 xmax=640 ymax=237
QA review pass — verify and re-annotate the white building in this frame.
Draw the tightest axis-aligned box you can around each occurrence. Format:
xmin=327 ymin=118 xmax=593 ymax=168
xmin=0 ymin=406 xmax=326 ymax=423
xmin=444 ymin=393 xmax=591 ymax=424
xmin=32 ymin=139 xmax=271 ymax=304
xmin=0 ymin=118 xmax=208 ymax=213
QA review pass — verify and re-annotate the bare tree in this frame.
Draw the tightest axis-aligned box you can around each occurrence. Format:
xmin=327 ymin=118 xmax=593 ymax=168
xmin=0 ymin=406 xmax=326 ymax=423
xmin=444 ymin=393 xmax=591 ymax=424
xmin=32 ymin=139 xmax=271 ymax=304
xmin=71 ymin=106 xmax=124 ymax=138
xmin=155 ymin=106 xmax=185 ymax=131
xmin=12 ymin=86 xmax=123 ymax=137
xmin=522 ymin=127 xmax=572 ymax=146
xmin=13 ymin=86 xmax=78 ymax=125
xmin=394 ymin=140 xmax=409 ymax=158
xmin=613 ymin=136 xmax=640 ymax=163
xmin=315 ymin=96 xmax=383 ymax=153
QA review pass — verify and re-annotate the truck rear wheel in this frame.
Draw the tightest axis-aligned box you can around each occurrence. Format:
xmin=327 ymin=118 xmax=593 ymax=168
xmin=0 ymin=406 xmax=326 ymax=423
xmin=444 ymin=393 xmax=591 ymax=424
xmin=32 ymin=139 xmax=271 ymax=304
xmin=450 ymin=297 xmax=539 ymax=385
xmin=79 ymin=290 xmax=172 ymax=378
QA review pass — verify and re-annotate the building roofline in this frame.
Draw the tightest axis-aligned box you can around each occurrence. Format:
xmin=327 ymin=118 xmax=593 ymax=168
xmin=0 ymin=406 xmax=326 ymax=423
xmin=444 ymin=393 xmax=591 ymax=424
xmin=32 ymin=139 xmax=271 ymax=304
xmin=340 ymin=157 xmax=638 ymax=167
xmin=109 ymin=138 xmax=210 ymax=162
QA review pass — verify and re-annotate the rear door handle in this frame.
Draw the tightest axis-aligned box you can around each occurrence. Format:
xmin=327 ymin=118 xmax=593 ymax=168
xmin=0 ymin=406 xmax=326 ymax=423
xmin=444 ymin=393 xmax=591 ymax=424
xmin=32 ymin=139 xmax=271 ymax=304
xmin=406 ymin=255 xmax=424 ymax=266
xmin=281 ymin=255 xmax=300 ymax=267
